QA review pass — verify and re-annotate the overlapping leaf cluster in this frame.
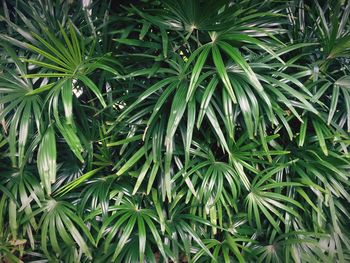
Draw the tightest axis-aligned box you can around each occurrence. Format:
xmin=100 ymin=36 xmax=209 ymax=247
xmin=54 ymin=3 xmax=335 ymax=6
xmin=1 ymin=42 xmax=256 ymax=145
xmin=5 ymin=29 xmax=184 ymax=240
xmin=0 ymin=0 xmax=349 ymax=262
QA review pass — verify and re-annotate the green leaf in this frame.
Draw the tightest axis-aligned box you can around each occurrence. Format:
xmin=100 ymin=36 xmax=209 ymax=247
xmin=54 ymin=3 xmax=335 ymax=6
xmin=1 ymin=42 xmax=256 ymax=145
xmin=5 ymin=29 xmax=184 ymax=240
xmin=18 ymin=101 xmax=31 ymax=166
xmin=132 ymin=156 xmax=152 ymax=194
xmin=160 ymin=27 xmax=169 ymax=58
xmin=115 ymin=146 xmax=146 ymax=175
xmin=78 ymin=75 xmax=107 ymax=108
xmin=112 ymin=214 xmax=137 ymax=261
xmin=219 ymin=41 xmax=264 ymax=92
xmin=37 ymin=126 xmax=56 ymax=195
xmin=55 ymin=122 xmax=84 ymax=162
xmin=137 ymin=215 xmax=146 ymax=262
xmin=185 ymin=98 xmax=196 ymax=168
xmin=61 ymin=79 xmax=73 ymax=124
xmin=298 ymin=116 xmax=308 ymax=147
xmin=230 ymin=77 xmax=254 ymax=139
xmin=327 ymin=85 xmax=339 ymax=125
xmin=107 ymin=135 xmax=143 ymax=147
xmin=312 ymin=119 xmax=328 ymax=156
xmin=335 ymin=76 xmax=350 ymax=88
xmin=54 ymin=168 xmax=103 ymax=197
xmin=206 ymin=104 xmax=230 ymax=153
xmin=187 ymin=45 xmax=211 ymax=101
xmin=212 ymin=44 xmax=237 ymax=103
xmin=25 ymin=83 xmax=55 ymax=96
xmin=197 ymin=77 xmax=218 ymax=128
xmin=118 ymin=77 xmax=176 ymax=121
xmin=164 ymin=82 xmax=188 ymax=200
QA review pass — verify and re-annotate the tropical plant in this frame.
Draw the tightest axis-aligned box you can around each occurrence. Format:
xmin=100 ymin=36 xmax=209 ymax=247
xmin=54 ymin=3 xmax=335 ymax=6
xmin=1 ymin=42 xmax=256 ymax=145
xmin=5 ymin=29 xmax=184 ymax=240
xmin=0 ymin=0 xmax=349 ymax=262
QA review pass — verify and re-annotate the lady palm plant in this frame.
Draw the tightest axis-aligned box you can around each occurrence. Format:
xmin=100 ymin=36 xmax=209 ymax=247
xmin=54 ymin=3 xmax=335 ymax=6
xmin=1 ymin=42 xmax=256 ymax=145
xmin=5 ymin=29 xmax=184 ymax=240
xmin=0 ymin=0 xmax=349 ymax=262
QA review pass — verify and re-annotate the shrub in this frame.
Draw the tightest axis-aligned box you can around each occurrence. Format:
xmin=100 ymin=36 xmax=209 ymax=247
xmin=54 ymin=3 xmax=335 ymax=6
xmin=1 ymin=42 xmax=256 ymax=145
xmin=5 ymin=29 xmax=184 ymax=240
xmin=0 ymin=0 xmax=349 ymax=262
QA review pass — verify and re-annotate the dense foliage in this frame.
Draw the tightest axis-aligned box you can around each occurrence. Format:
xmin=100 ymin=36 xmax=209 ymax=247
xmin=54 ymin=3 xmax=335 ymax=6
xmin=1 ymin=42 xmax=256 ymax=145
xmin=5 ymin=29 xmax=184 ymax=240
xmin=0 ymin=0 xmax=350 ymax=262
